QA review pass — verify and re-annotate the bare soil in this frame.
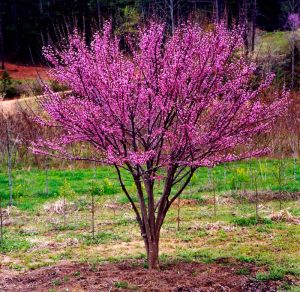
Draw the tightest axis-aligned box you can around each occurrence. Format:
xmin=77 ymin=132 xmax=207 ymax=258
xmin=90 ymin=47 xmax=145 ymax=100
xmin=0 ymin=62 xmax=48 ymax=80
xmin=0 ymin=260 xmax=290 ymax=291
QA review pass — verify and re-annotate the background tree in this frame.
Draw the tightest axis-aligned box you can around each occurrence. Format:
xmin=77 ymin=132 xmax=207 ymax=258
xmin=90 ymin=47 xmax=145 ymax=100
xmin=0 ymin=0 xmax=293 ymax=64
xmin=0 ymin=0 xmax=4 ymax=69
xmin=58 ymin=179 xmax=76 ymax=228
xmin=90 ymin=182 xmax=103 ymax=239
xmin=0 ymin=107 xmax=42 ymax=205
xmin=33 ymin=22 xmax=287 ymax=269
xmin=272 ymin=159 xmax=288 ymax=210
xmin=0 ymin=110 xmax=20 ymax=206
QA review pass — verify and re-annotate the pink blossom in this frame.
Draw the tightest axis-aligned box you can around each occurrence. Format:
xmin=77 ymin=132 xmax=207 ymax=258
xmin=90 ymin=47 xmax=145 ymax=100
xmin=33 ymin=21 xmax=288 ymax=268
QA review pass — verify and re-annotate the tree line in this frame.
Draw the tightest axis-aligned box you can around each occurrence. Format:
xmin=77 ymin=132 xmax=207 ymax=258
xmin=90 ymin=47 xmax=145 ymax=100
xmin=0 ymin=0 xmax=296 ymax=65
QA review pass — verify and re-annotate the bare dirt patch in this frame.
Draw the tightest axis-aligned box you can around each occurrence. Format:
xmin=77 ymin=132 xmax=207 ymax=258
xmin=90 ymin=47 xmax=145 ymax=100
xmin=0 ymin=260 xmax=289 ymax=291
xmin=0 ymin=62 xmax=48 ymax=80
xmin=239 ymin=191 xmax=300 ymax=203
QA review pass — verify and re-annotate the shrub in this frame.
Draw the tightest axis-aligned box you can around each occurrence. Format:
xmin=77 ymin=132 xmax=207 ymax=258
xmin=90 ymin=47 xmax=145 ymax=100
xmin=59 ymin=180 xmax=75 ymax=199
xmin=103 ymin=178 xmax=118 ymax=194
xmin=232 ymin=216 xmax=272 ymax=227
xmin=30 ymin=79 xmax=44 ymax=96
xmin=49 ymin=80 xmax=69 ymax=92
xmin=0 ymin=71 xmax=18 ymax=99
xmin=90 ymin=183 xmax=104 ymax=196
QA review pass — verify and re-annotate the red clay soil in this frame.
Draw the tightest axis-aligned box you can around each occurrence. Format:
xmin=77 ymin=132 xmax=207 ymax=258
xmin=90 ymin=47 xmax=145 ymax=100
xmin=0 ymin=62 xmax=48 ymax=80
xmin=0 ymin=260 xmax=293 ymax=292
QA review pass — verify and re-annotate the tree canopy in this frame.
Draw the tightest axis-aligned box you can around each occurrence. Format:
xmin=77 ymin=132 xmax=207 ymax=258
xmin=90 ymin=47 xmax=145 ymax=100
xmin=33 ymin=21 xmax=287 ymax=268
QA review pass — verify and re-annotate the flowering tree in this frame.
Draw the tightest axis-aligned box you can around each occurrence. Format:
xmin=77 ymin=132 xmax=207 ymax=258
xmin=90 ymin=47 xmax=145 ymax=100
xmin=33 ymin=22 xmax=287 ymax=269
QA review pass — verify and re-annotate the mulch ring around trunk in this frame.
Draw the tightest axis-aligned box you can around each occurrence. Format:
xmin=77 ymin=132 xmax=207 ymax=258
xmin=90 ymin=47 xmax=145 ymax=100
xmin=0 ymin=259 xmax=296 ymax=291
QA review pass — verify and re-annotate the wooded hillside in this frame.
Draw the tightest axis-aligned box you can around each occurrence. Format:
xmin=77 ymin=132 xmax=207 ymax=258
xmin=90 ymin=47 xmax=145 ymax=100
xmin=0 ymin=0 xmax=294 ymax=64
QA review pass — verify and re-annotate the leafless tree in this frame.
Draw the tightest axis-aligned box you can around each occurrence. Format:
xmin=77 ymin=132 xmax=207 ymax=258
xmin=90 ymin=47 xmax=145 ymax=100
xmin=0 ymin=111 xmax=20 ymax=205
xmin=249 ymin=164 xmax=260 ymax=221
xmin=272 ymin=159 xmax=287 ymax=210
xmin=208 ymin=168 xmax=217 ymax=217
xmin=0 ymin=106 xmax=43 ymax=205
xmin=285 ymin=0 xmax=300 ymax=88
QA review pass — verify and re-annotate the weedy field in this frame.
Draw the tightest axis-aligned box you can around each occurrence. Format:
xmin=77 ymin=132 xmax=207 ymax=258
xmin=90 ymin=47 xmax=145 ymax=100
xmin=0 ymin=159 xmax=300 ymax=291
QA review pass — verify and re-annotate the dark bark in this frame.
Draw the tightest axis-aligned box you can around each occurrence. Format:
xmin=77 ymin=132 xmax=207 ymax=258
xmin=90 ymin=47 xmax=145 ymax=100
xmin=96 ymin=0 xmax=102 ymax=29
xmin=147 ymin=237 xmax=159 ymax=269
xmin=168 ymin=0 xmax=175 ymax=35
xmin=11 ymin=0 xmax=19 ymax=61
xmin=115 ymin=163 xmax=195 ymax=269
xmin=39 ymin=0 xmax=43 ymax=14
xmin=240 ymin=0 xmax=249 ymax=54
xmin=0 ymin=0 xmax=4 ymax=69
xmin=215 ymin=0 xmax=223 ymax=22
xmin=251 ymin=0 xmax=257 ymax=51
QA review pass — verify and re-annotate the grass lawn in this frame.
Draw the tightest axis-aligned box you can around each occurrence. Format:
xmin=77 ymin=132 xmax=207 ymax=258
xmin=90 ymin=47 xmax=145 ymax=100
xmin=0 ymin=158 xmax=299 ymax=210
xmin=0 ymin=158 xmax=299 ymax=289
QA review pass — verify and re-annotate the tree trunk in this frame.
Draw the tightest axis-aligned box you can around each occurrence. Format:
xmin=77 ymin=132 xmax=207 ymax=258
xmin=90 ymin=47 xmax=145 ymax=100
xmin=63 ymin=195 xmax=66 ymax=227
xmin=255 ymin=178 xmax=259 ymax=221
xmin=147 ymin=238 xmax=159 ymax=269
xmin=91 ymin=192 xmax=95 ymax=239
xmin=11 ymin=0 xmax=19 ymax=62
xmin=215 ymin=0 xmax=223 ymax=22
xmin=7 ymin=151 xmax=13 ymax=206
xmin=213 ymin=186 xmax=217 ymax=217
xmin=0 ymin=0 xmax=4 ymax=70
xmin=251 ymin=0 xmax=257 ymax=51
xmin=5 ymin=120 xmax=13 ymax=206
xmin=177 ymin=194 xmax=181 ymax=231
xmin=240 ymin=0 xmax=249 ymax=54
xmin=166 ymin=0 xmax=175 ymax=35
xmin=96 ymin=0 xmax=101 ymax=29
xmin=115 ymin=165 xmax=194 ymax=270
xmin=0 ymin=194 xmax=3 ymax=245
xmin=39 ymin=0 xmax=43 ymax=14
xmin=291 ymin=31 xmax=296 ymax=89
xmin=279 ymin=192 xmax=282 ymax=211
xmin=45 ymin=157 xmax=49 ymax=195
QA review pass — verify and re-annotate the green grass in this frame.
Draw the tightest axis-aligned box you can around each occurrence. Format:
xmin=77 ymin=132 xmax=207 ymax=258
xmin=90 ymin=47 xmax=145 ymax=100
xmin=232 ymin=216 xmax=272 ymax=227
xmin=0 ymin=166 xmax=129 ymax=210
xmin=236 ymin=267 xmax=251 ymax=275
xmin=0 ymin=158 xmax=300 ymax=210
xmin=258 ymin=31 xmax=290 ymax=55
xmin=0 ymin=158 xmax=299 ymax=286
xmin=114 ymin=281 xmax=129 ymax=289
xmin=0 ymin=236 xmax=32 ymax=253
xmin=79 ymin=231 xmax=121 ymax=245
xmin=256 ymin=266 xmax=286 ymax=281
